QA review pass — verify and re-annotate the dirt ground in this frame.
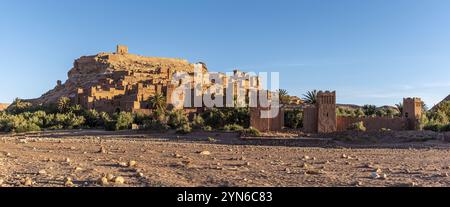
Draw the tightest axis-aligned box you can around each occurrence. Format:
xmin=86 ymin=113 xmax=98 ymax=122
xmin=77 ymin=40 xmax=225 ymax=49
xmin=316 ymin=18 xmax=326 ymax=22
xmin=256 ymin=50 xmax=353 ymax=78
xmin=1 ymin=130 xmax=450 ymax=187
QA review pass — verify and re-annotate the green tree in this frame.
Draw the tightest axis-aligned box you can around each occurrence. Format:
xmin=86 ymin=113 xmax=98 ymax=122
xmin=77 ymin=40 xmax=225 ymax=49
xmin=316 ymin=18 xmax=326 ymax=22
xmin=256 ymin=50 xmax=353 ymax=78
xmin=277 ymin=89 xmax=290 ymax=105
xmin=395 ymin=102 xmax=403 ymax=116
xmin=57 ymin=97 xmax=72 ymax=113
xmin=362 ymin=105 xmax=377 ymax=117
xmin=303 ymin=90 xmax=318 ymax=104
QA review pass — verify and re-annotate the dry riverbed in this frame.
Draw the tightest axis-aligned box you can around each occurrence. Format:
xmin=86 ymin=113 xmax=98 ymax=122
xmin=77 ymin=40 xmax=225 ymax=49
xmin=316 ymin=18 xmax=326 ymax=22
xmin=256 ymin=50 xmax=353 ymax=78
xmin=1 ymin=130 xmax=450 ymax=187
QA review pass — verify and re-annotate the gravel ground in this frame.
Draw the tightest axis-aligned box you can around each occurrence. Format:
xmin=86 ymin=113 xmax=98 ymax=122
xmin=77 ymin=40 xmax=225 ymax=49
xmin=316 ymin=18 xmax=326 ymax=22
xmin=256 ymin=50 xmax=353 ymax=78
xmin=1 ymin=130 xmax=450 ymax=187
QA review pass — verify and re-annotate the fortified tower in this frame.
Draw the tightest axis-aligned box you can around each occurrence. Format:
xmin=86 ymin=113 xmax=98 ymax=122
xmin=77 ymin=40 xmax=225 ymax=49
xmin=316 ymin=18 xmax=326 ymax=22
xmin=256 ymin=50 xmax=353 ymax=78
xmin=317 ymin=91 xmax=337 ymax=133
xmin=116 ymin=45 xmax=128 ymax=55
xmin=403 ymin=97 xmax=422 ymax=130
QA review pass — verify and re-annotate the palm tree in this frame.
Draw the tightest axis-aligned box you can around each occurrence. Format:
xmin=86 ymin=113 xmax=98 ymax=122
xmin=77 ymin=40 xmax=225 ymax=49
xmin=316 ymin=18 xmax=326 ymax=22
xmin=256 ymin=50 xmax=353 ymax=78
xmin=303 ymin=90 xmax=318 ymax=104
xmin=148 ymin=93 xmax=167 ymax=112
xmin=57 ymin=97 xmax=72 ymax=113
xmin=395 ymin=102 xmax=403 ymax=115
xmin=277 ymin=89 xmax=290 ymax=104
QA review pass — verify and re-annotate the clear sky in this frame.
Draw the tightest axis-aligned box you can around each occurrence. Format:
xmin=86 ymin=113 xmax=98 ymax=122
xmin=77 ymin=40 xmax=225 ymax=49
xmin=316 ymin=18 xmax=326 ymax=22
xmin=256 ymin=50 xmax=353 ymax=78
xmin=1 ymin=0 xmax=449 ymax=107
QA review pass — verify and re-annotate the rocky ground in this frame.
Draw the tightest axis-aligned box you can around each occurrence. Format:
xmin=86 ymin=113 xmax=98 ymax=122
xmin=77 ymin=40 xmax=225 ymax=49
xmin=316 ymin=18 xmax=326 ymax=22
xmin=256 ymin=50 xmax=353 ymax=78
xmin=1 ymin=130 xmax=450 ymax=187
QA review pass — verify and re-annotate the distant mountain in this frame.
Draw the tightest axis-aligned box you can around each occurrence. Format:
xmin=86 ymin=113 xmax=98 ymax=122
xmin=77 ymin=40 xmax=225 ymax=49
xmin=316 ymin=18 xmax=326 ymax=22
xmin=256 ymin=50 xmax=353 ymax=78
xmin=0 ymin=103 xmax=9 ymax=111
xmin=337 ymin=104 xmax=398 ymax=111
xmin=432 ymin=94 xmax=450 ymax=111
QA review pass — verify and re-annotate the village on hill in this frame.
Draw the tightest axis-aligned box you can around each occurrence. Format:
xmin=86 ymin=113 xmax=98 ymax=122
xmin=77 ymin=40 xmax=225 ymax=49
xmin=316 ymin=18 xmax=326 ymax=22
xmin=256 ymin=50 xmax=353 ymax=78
xmin=0 ymin=46 xmax=450 ymax=187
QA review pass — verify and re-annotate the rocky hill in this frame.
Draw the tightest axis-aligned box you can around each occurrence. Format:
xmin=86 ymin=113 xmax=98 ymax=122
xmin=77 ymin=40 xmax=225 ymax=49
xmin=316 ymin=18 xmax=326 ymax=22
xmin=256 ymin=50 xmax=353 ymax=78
xmin=30 ymin=47 xmax=197 ymax=105
xmin=432 ymin=94 xmax=450 ymax=110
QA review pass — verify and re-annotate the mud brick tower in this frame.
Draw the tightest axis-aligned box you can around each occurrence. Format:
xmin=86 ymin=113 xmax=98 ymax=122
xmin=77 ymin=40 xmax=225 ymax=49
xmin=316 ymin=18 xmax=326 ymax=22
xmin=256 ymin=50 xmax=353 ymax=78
xmin=317 ymin=91 xmax=337 ymax=133
xmin=116 ymin=45 xmax=128 ymax=55
xmin=403 ymin=97 xmax=422 ymax=130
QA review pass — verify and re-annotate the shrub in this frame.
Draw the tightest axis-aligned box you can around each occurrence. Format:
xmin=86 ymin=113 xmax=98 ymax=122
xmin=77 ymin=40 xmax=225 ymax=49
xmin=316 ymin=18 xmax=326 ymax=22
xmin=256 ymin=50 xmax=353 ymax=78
xmin=347 ymin=121 xmax=366 ymax=132
xmin=142 ymin=119 xmax=170 ymax=131
xmin=423 ymin=124 xmax=442 ymax=132
xmin=57 ymin=97 xmax=72 ymax=113
xmin=53 ymin=113 xmax=86 ymax=129
xmin=284 ymin=109 xmax=303 ymax=128
xmin=191 ymin=114 xmax=205 ymax=129
xmin=168 ymin=110 xmax=188 ymax=129
xmin=133 ymin=112 xmax=151 ymax=126
xmin=241 ymin=127 xmax=262 ymax=137
xmin=115 ymin=112 xmax=134 ymax=130
xmin=362 ymin=105 xmax=377 ymax=117
xmin=202 ymin=126 xmax=213 ymax=132
xmin=223 ymin=124 xmax=244 ymax=132
xmin=441 ymin=124 xmax=450 ymax=132
xmin=176 ymin=123 xmax=192 ymax=134
xmin=202 ymin=108 xmax=225 ymax=129
xmin=7 ymin=99 xmax=33 ymax=114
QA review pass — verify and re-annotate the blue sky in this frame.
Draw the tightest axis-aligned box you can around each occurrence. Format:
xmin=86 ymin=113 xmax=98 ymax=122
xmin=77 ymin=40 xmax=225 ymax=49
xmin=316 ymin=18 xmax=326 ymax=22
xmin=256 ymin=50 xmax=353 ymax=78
xmin=1 ymin=0 xmax=449 ymax=107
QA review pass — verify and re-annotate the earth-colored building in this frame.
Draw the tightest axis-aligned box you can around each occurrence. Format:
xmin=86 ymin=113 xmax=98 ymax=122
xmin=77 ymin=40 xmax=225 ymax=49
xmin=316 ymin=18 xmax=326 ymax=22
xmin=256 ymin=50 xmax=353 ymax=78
xmin=34 ymin=45 xmax=270 ymax=118
xmin=303 ymin=91 xmax=423 ymax=133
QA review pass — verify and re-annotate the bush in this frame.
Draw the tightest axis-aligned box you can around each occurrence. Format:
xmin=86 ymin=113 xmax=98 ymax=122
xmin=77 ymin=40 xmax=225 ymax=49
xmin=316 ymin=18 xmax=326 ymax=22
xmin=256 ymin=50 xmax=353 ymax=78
xmin=142 ymin=119 xmax=170 ymax=131
xmin=104 ymin=120 xmax=117 ymax=131
xmin=176 ymin=123 xmax=192 ymax=134
xmin=191 ymin=114 xmax=205 ymax=129
xmin=202 ymin=107 xmax=250 ymax=130
xmin=347 ymin=121 xmax=366 ymax=132
xmin=223 ymin=124 xmax=244 ymax=132
xmin=241 ymin=127 xmax=262 ymax=137
xmin=133 ymin=112 xmax=151 ymax=126
xmin=284 ymin=109 xmax=303 ymax=128
xmin=202 ymin=108 xmax=225 ymax=129
xmin=441 ymin=124 xmax=450 ymax=132
xmin=168 ymin=110 xmax=188 ymax=129
xmin=53 ymin=113 xmax=86 ymax=129
xmin=202 ymin=126 xmax=213 ymax=132
xmin=423 ymin=124 xmax=441 ymax=132
xmin=78 ymin=110 xmax=111 ymax=129
xmin=114 ymin=112 xmax=134 ymax=130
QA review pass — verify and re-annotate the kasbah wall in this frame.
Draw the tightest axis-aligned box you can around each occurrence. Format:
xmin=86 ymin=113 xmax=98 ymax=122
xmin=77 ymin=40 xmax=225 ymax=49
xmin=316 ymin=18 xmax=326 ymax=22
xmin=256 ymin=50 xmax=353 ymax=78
xmin=303 ymin=91 xmax=423 ymax=133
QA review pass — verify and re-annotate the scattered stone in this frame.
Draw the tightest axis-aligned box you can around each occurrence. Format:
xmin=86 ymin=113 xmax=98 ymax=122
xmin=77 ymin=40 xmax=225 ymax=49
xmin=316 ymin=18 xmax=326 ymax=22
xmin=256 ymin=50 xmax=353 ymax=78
xmin=23 ymin=177 xmax=33 ymax=186
xmin=0 ymin=179 xmax=4 ymax=186
xmin=128 ymin=160 xmax=137 ymax=167
xmin=137 ymin=172 xmax=144 ymax=177
xmin=173 ymin=153 xmax=183 ymax=158
xmin=441 ymin=172 xmax=449 ymax=177
xmin=74 ymin=167 xmax=83 ymax=172
xmin=65 ymin=158 xmax=71 ymax=163
xmin=380 ymin=174 xmax=388 ymax=180
xmin=341 ymin=154 xmax=348 ymax=159
xmin=98 ymin=147 xmax=107 ymax=154
xmin=70 ymin=146 xmax=76 ymax=150
xmin=302 ymin=155 xmax=310 ymax=160
xmin=38 ymin=170 xmax=47 ymax=175
xmin=353 ymin=181 xmax=363 ymax=186
xmin=199 ymin=151 xmax=211 ymax=155
xmin=118 ymin=162 xmax=128 ymax=167
xmin=64 ymin=177 xmax=74 ymax=187
xmin=302 ymin=163 xmax=309 ymax=168
xmin=113 ymin=176 xmax=125 ymax=184
xmin=306 ymin=169 xmax=323 ymax=175
xmin=106 ymin=173 xmax=115 ymax=181
xmin=396 ymin=182 xmax=417 ymax=187
xmin=371 ymin=172 xmax=381 ymax=179
xmin=98 ymin=177 xmax=109 ymax=186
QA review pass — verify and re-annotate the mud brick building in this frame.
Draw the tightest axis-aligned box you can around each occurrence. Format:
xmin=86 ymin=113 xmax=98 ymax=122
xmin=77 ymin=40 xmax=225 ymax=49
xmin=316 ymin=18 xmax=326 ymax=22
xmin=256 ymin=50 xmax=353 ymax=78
xmin=303 ymin=91 xmax=423 ymax=133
